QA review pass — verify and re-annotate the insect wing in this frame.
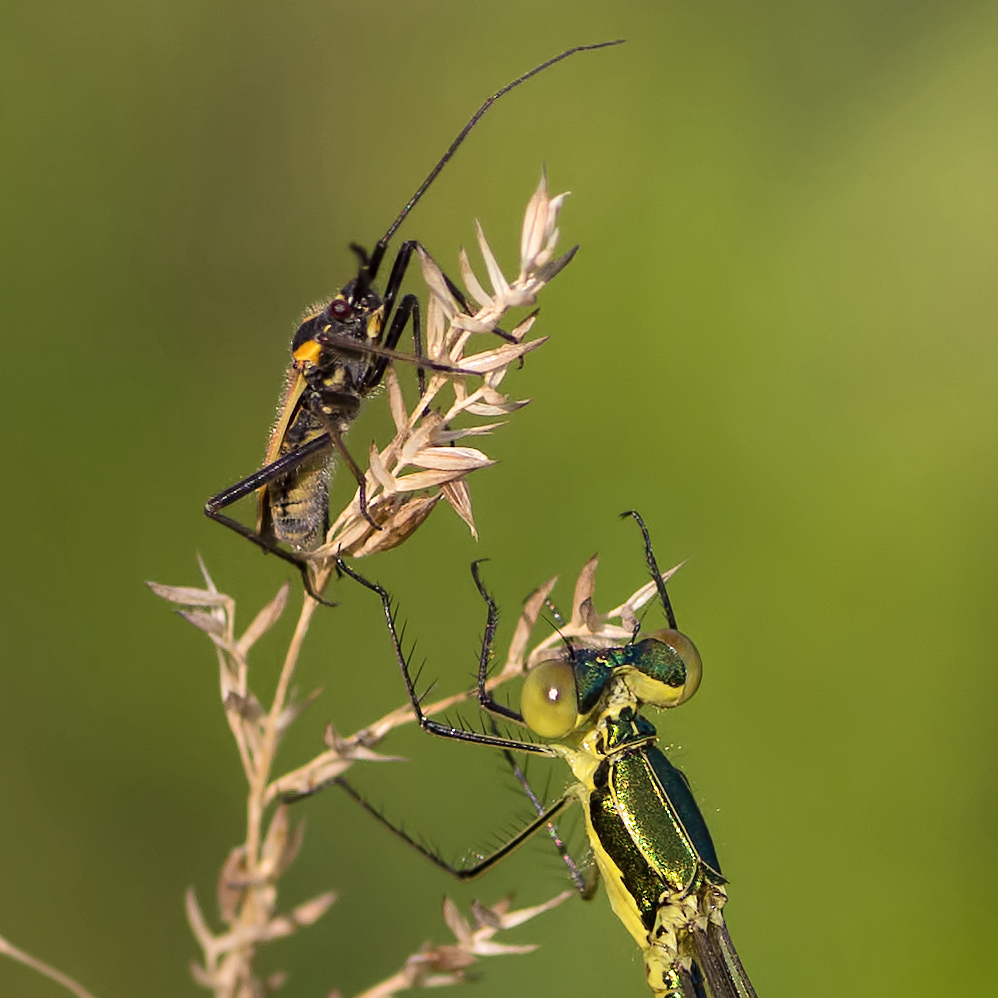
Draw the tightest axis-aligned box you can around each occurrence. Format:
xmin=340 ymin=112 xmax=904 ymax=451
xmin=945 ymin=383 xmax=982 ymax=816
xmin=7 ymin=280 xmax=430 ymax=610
xmin=265 ymin=369 xmax=311 ymax=466
xmin=256 ymin=368 xmax=313 ymax=535
xmin=690 ymin=918 xmax=759 ymax=998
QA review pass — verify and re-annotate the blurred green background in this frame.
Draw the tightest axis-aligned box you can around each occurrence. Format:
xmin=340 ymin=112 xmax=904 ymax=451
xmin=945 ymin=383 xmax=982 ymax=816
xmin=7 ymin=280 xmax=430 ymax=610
xmin=2 ymin=1 xmax=996 ymax=996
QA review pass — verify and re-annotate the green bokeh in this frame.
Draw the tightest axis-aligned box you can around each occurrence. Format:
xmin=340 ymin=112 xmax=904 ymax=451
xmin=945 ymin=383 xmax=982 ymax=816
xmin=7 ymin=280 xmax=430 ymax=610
xmin=2 ymin=2 xmax=996 ymax=996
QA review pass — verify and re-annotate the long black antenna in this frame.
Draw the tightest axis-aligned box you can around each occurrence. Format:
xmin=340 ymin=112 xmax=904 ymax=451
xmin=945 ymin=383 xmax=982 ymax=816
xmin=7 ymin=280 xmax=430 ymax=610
xmin=365 ymin=40 xmax=624 ymax=278
xmin=621 ymin=510 xmax=679 ymax=631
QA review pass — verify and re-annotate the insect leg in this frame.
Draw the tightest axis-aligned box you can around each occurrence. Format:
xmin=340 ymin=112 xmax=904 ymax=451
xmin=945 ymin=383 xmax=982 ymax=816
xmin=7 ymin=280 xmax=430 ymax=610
xmin=621 ymin=510 xmax=678 ymax=630
xmin=377 ymin=238 xmax=417 ymax=323
xmin=204 ymin=436 xmax=337 ymax=605
xmin=469 ymin=562 xmax=593 ymax=898
xmin=315 ymin=331 xmax=485 ymax=380
xmin=206 ymin=436 xmax=332 ymax=514
xmin=332 ymin=777 xmax=571 ymax=880
xmin=498 ymin=745 xmax=595 ymax=898
xmin=379 ymin=239 xmax=517 ymax=349
xmin=349 ymin=242 xmax=369 ymax=267
xmin=468 ymin=561 xmax=529 ymax=726
xmin=372 ymin=240 xmax=469 ymax=383
xmin=313 ymin=416 xmax=380 ymax=532
xmin=366 ymin=288 xmax=426 ymax=395
xmin=337 ymin=557 xmax=554 ymax=756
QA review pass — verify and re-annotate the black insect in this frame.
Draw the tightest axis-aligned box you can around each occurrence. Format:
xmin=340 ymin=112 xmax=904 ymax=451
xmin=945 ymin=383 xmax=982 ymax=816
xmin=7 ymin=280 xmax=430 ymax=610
xmin=205 ymin=42 xmax=623 ymax=604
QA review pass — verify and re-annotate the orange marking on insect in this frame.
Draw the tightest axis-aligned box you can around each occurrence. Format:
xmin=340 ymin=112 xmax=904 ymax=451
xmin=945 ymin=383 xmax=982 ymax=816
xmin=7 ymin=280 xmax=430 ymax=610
xmin=293 ymin=339 xmax=322 ymax=366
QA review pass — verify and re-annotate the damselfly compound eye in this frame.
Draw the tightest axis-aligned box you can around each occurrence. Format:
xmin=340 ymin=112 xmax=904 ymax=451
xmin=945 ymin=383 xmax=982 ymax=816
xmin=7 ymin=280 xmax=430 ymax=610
xmin=521 ymin=659 xmax=579 ymax=739
xmin=640 ymin=629 xmax=703 ymax=707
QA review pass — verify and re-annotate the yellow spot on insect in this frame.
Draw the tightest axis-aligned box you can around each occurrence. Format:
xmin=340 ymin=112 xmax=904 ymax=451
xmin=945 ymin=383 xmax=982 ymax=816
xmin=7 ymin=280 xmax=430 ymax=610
xmin=366 ymin=307 xmax=385 ymax=341
xmin=293 ymin=339 xmax=322 ymax=366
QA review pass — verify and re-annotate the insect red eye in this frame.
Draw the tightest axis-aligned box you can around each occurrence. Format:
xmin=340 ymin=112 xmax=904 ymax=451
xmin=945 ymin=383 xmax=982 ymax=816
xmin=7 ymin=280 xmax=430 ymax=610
xmin=328 ymin=298 xmax=352 ymax=320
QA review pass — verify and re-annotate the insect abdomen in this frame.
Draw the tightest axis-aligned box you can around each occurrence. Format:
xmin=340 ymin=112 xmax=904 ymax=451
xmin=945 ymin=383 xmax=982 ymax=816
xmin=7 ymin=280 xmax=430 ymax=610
xmin=268 ymin=407 xmax=332 ymax=551
xmin=268 ymin=456 xmax=330 ymax=550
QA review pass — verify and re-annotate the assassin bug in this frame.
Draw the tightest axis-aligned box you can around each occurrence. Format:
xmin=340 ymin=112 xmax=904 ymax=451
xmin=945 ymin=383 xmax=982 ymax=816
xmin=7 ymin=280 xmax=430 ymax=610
xmin=327 ymin=513 xmax=757 ymax=998
xmin=204 ymin=42 xmax=623 ymax=603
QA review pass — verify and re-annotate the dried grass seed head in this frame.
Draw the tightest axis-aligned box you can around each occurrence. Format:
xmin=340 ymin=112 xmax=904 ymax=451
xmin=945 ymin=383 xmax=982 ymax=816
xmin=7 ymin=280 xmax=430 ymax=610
xmin=316 ymin=174 xmax=574 ymax=562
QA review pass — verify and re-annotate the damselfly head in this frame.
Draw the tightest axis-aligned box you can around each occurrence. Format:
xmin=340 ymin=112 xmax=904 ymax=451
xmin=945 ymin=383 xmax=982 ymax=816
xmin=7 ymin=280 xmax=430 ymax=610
xmin=520 ymin=629 xmax=702 ymax=741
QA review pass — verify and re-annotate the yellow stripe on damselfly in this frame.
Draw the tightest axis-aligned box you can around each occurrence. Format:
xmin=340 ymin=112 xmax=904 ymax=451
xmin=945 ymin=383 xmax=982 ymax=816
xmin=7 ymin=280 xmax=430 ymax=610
xmin=329 ymin=512 xmax=758 ymax=998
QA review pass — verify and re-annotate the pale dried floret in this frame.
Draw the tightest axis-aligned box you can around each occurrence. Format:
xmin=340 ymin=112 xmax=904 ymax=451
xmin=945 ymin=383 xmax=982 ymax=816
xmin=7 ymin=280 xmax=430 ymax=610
xmin=311 ymin=173 xmax=574 ymax=574
xmin=520 ymin=556 xmax=686 ymax=670
xmin=147 ymin=573 xmax=349 ymax=996
xmin=353 ymin=893 xmax=573 ymax=998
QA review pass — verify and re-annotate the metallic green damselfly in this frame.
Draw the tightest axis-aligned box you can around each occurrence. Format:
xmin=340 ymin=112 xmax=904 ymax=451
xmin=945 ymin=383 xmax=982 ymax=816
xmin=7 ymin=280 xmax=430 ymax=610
xmin=335 ymin=512 xmax=758 ymax=998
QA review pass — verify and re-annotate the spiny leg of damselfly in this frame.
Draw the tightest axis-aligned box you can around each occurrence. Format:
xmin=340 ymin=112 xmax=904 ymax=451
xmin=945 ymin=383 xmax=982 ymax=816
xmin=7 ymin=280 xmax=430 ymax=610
xmin=465 ymin=563 xmax=595 ymax=896
xmin=337 ymin=557 xmax=555 ymax=755
xmin=281 ymin=731 xmax=591 ymax=896
xmin=327 ymin=777 xmax=571 ymax=881
xmin=496 ymin=743 xmax=595 ymax=898
xmin=289 ymin=558 xmax=590 ymax=893
xmin=467 ymin=560 xmax=532 ymax=726
xmin=532 ymin=511 xmax=679 ymax=642
xmin=278 ymin=730 xmax=581 ymax=891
